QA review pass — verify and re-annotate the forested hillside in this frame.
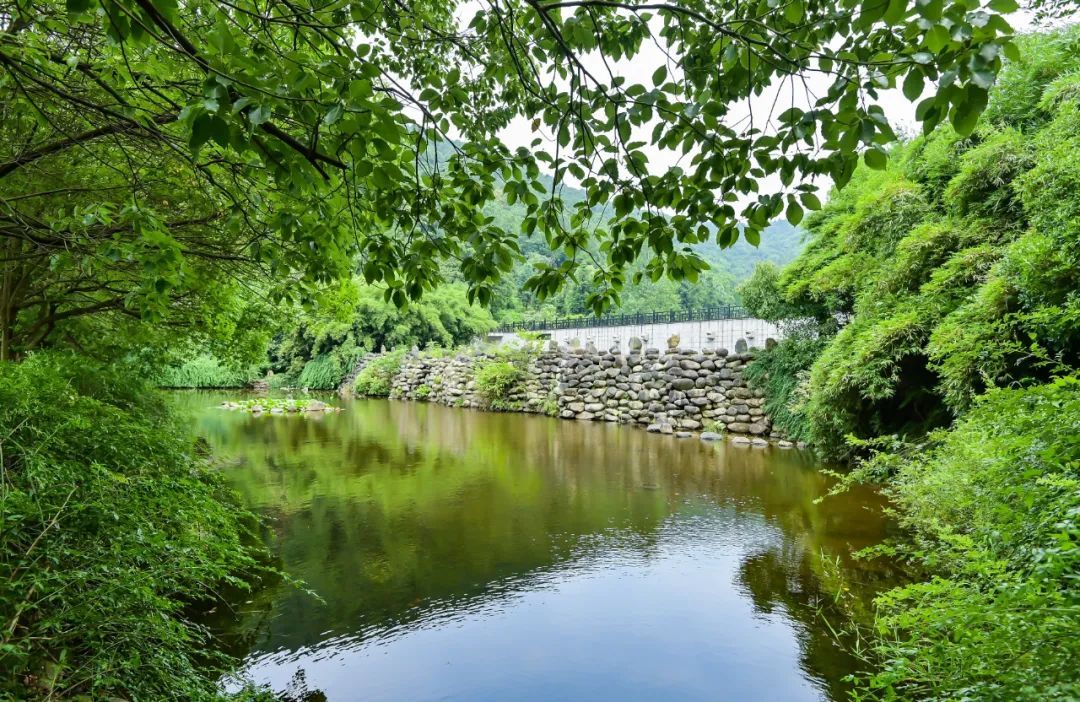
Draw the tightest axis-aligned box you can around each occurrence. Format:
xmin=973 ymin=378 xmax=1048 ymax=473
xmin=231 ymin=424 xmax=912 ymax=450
xmin=741 ymin=26 xmax=1080 ymax=700
xmin=482 ymin=188 xmax=806 ymax=324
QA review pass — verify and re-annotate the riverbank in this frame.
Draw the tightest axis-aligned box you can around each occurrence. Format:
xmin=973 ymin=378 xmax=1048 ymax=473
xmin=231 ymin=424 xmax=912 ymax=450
xmin=0 ymin=353 xmax=270 ymax=701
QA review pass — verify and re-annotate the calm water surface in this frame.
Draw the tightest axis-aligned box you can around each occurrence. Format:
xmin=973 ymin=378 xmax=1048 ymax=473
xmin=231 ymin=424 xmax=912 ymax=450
xmin=177 ymin=393 xmax=897 ymax=702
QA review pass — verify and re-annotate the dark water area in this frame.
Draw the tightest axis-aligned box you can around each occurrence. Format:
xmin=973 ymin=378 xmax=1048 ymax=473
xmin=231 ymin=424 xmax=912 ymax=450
xmin=174 ymin=392 xmax=898 ymax=702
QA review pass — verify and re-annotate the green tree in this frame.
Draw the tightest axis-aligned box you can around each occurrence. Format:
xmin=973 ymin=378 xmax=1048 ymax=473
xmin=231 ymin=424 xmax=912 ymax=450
xmin=741 ymin=25 xmax=1080 ymax=457
xmin=1 ymin=0 xmax=1030 ymax=359
xmin=269 ymin=279 xmax=495 ymax=387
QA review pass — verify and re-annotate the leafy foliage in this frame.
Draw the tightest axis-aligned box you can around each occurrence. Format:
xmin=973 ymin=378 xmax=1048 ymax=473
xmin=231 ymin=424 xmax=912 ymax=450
xmin=857 ymin=377 xmax=1080 ymax=701
xmin=742 ymin=327 xmax=829 ymax=443
xmin=0 ymin=0 xmax=1028 ymax=357
xmin=295 ymin=353 xmax=350 ymax=391
xmin=159 ymin=354 xmax=262 ymax=388
xmin=353 ymin=349 xmax=406 ymax=397
xmin=474 ymin=359 xmax=527 ymax=411
xmin=269 ymin=281 xmax=495 ymax=387
xmin=743 ymin=26 xmax=1080 ymax=458
xmin=0 ymin=353 xmax=267 ymax=701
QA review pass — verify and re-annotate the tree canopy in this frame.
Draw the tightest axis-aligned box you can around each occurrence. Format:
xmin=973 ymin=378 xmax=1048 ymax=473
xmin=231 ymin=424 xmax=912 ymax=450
xmin=1 ymin=0 xmax=1027 ymax=359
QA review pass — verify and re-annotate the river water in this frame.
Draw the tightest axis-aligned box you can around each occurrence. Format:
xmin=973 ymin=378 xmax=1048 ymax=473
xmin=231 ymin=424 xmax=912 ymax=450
xmin=177 ymin=393 xmax=896 ymax=702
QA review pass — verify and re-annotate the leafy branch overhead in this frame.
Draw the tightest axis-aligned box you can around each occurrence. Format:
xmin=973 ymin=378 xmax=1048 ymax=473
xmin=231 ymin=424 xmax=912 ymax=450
xmin=0 ymin=0 xmax=1023 ymax=354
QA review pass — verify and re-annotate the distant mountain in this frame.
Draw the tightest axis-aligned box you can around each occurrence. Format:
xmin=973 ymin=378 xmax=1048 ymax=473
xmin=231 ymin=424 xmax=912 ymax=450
xmin=693 ymin=220 xmax=805 ymax=282
xmin=484 ymin=178 xmax=805 ymax=285
xmin=430 ymin=140 xmax=806 ymax=283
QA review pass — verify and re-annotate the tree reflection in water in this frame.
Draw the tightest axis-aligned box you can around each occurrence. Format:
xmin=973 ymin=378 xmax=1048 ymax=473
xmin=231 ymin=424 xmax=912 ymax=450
xmin=176 ymin=393 xmax=899 ymax=702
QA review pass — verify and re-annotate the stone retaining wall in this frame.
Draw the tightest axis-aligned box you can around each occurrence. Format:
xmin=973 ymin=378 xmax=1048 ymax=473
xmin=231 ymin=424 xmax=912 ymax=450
xmin=347 ymin=340 xmax=780 ymax=441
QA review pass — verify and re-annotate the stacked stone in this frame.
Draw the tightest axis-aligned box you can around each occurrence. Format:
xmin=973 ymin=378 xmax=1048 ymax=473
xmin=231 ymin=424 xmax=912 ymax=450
xmin=641 ymin=346 xmax=770 ymax=436
xmin=388 ymin=352 xmax=434 ymax=399
xmin=557 ymin=346 xmax=603 ymax=420
xmin=523 ymin=347 xmax=563 ymax=413
xmin=436 ymin=354 xmax=478 ymax=407
xmin=353 ymin=334 xmax=775 ymax=440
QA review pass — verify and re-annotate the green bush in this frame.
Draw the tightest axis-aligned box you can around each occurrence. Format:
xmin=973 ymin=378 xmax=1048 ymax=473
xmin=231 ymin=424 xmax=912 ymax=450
xmin=857 ymin=377 xmax=1080 ymax=700
xmin=474 ymin=358 xmax=525 ymax=410
xmin=540 ymin=393 xmax=559 ymax=417
xmin=159 ymin=354 xmax=259 ymax=388
xmin=414 ymin=383 xmax=432 ymax=400
xmin=0 ymin=353 xmax=267 ymax=701
xmin=942 ymin=128 xmax=1033 ymax=222
xmin=353 ymin=350 xmax=405 ymax=397
xmin=743 ymin=328 xmax=829 ymax=443
xmin=296 ymin=352 xmax=352 ymax=390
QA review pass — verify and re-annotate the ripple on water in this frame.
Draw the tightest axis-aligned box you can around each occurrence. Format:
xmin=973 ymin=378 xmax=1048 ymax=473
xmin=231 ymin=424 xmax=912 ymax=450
xmin=176 ymin=392 xmax=895 ymax=702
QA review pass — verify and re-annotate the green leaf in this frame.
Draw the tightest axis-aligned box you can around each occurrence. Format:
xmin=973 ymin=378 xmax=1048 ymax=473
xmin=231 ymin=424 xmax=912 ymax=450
xmin=652 ymin=65 xmax=668 ymax=86
xmin=864 ymin=147 xmax=888 ymax=170
xmin=800 ymin=192 xmax=823 ymax=210
xmin=950 ymin=85 xmax=988 ymax=136
xmin=859 ymin=0 xmax=889 ymax=26
xmin=784 ymin=1 xmax=805 ymax=23
xmin=247 ymin=105 xmax=271 ymax=126
xmin=323 ymin=104 xmax=344 ymax=126
xmin=883 ymin=0 xmax=908 ymax=25
xmin=903 ymin=69 xmax=925 ymax=101
xmin=925 ymin=25 xmax=950 ymax=52
xmin=190 ymin=113 xmax=216 ymax=152
xmin=786 ymin=199 xmax=804 ymax=226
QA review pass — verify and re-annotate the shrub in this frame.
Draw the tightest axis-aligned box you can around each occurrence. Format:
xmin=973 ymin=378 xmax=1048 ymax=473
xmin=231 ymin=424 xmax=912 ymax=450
xmin=353 ymin=350 xmax=405 ymax=397
xmin=857 ymin=377 xmax=1080 ymax=701
xmin=474 ymin=358 xmax=525 ymax=410
xmin=540 ymin=393 xmax=559 ymax=417
xmin=704 ymin=420 xmax=726 ymax=434
xmin=942 ymin=128 xmax=1033 ymax=222
xmin=414 ymin=383 xmax=432 ymax=400
xmin=743 ymin=327 xmax=829 ymax=443
xmin=296 ymin=352 xmax=350 ymax=390
xmin=0 ymin=353 xmax=267 ymax=701
xmin=159 ymin=354 xmax=259 ymax=388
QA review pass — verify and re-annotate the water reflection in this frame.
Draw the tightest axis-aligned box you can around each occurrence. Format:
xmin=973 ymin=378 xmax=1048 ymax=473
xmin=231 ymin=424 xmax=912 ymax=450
xmin=176 ymin=393 xmax=897 ymax=702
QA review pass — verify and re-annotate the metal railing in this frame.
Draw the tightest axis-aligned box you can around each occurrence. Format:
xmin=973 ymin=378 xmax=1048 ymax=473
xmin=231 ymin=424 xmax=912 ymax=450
xmin=494 ymin=305 xmax=751 ymax=333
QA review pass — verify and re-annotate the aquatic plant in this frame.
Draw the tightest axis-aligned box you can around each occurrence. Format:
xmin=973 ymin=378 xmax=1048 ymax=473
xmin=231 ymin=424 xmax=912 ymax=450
xmin=220 ymin=397 xmax=338 ymax=413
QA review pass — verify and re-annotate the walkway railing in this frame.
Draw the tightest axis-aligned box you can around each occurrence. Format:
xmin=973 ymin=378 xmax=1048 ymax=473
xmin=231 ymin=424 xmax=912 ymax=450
xmin=494 ymin=306 xmax=750 ymax=333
